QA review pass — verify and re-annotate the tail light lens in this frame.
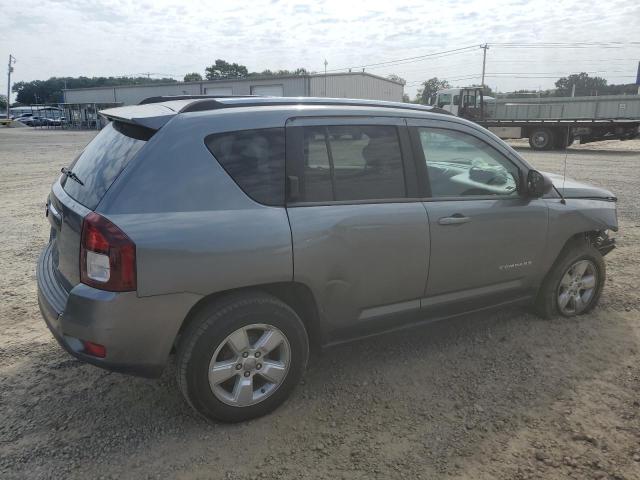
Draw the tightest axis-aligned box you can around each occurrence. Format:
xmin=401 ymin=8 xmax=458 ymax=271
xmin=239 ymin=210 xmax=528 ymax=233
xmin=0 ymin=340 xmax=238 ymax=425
xmin=81 ymin=340 xmax=107 ymax=358
xmin=80 ymin=212 xmax=136 ymax=291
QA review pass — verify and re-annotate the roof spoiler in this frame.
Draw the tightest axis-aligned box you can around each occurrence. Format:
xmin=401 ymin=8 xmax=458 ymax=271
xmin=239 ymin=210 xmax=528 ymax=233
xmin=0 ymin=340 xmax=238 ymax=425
xmin=99 ymin=103 xmax=177 ymax=130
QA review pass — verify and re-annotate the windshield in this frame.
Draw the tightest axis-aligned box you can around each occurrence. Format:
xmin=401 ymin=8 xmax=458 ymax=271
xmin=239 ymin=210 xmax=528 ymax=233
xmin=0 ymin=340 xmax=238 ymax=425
xmin=61 ymin=121 xmax=150 ymax=209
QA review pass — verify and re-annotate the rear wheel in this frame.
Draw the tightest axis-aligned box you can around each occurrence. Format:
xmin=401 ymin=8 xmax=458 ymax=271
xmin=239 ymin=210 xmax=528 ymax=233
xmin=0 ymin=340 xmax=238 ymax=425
xmin=529 ymin=128 xmax=554 ymax=150
xmin=535 ymin=239 xmax=605 ymax=318
xmin=177 ymin=293 xmax=309 ymax=422
xmin=553 ymin=131 xmax=574 ymax=150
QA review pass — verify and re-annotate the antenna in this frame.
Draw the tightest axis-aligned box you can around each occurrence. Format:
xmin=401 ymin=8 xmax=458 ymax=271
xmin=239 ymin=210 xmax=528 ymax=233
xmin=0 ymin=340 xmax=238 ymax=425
xmin=560 ymin=126 xmax=569 ymax=205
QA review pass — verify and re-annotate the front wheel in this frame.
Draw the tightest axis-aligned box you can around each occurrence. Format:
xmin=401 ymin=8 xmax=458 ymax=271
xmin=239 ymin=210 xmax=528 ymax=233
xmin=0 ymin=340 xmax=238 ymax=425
xmin=535 ymin=239 xmax=605 ymax=318
xmin=176 ymin=293 xmax=309 ymax=422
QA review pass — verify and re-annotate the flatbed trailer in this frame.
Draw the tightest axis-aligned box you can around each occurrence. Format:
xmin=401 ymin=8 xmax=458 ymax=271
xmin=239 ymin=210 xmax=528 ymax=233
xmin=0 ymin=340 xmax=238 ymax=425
xmin=434 ymin=88 xmax=640 ymax=150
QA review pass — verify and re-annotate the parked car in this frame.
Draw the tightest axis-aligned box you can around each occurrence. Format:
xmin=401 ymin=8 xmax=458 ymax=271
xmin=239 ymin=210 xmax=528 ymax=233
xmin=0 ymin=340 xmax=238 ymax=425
xmin=15 ymin=114 xmax=48 ymax=127
xmin=41 ymin=117 xmax=66 ymax=127
xmin=37 ymin=96 xmax=618 ymax=422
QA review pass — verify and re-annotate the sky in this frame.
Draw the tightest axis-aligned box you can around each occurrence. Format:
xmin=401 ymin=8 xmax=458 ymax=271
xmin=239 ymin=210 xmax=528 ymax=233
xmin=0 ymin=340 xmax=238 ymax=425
xmin=1 ymin=0 xmax=639 ymax=101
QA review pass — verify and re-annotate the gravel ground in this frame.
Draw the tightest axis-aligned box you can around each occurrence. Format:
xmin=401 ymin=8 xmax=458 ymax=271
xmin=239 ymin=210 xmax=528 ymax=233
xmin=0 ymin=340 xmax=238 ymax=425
xmin=1 ymin=128 xmax=639 ymax=480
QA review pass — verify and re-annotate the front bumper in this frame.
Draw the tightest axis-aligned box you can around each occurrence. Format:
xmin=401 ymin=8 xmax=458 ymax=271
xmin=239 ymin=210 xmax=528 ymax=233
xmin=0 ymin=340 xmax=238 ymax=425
xmin=37 ymin=243 xmax=199 ymax=378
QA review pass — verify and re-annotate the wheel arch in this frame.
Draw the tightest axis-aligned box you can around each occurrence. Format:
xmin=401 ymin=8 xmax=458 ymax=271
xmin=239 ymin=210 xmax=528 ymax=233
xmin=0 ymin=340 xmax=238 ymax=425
xmin=536 ymin=229 xmax=606 ymax=297
xmin=174 ymin=282 xmax=326 ymax=353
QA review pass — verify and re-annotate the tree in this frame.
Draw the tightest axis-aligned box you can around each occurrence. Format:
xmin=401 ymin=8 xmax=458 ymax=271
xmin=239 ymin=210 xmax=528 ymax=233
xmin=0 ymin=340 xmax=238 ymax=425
xmin=402 ymin=93 xmax=411 ymax=103
xmin=500 ymin=89 xmax=554 ymax=99
xmin=468 ymin=84 xmax=495 ymax=97
xmin=555 ymin=72 xmax=607 ymax=97
xmin=600 ymin=82 xmax=637 ymax=96
xmin=415 ymin=77 xmax=450 ymax=104
xmin=0 ymin=94 xmax=8 ymax=111
xmin=387 ymin=74 xmax=406 ymax=85
xmin=183 ymin=72 xmax=203 ymax=82
xmin=12 ymin=80 xmax=51 ymax=104
xmin=205 ymin=59 xmax=249 ymax=80
xmin=12 ymin=76 xmax=177 ymax=104
xmin=251 ymin=68 xmax=308 ymax=77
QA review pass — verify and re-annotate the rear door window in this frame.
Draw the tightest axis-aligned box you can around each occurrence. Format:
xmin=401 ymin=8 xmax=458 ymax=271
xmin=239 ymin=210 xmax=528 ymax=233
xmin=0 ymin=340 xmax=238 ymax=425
xmin=294 ymin=125 xmax=406 ymax=202
xmin=62 ymin=121 xmax=150 ymax=209
xmin=205 ymin=128 xmax=286 ymax=206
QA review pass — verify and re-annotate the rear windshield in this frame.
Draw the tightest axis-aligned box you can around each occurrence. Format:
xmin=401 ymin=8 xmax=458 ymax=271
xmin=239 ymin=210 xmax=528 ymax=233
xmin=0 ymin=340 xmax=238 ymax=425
xmin=61 ymin=121 xmax=150 ymax=209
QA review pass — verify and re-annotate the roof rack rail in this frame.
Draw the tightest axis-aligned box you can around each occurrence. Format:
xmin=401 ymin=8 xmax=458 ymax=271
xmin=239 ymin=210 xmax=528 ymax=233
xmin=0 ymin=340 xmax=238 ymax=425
xmin=137 ymin=95 xmax=452 ymax=116
xmin=138 ymin=95 xmax=256 ymax=105
xmin=177 ymin=97 xmax=449 ymax=115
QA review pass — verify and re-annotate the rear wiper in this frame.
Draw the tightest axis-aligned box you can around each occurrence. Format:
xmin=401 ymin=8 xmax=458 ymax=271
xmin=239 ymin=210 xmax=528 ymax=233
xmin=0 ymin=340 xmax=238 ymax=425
xmin=61 ymin=167 xmax=84 ymax=186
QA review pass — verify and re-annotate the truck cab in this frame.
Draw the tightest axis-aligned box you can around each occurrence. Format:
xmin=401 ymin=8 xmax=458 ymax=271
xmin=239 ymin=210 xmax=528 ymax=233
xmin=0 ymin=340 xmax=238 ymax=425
xmin=434 ymin=87 xmax=487 ymax=121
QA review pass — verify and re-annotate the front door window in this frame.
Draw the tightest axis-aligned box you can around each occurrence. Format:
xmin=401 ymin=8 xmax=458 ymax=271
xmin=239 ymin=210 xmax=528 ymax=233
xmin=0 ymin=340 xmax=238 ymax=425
xmin=418 ymin=128 xmax=520 ymax=197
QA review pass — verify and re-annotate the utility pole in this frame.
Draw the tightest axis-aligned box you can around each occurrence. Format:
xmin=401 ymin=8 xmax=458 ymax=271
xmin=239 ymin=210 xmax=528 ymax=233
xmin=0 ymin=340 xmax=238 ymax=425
xmin=480 ymin=44 xmax=489 ymax=88
xmin=6 ymin=54 xmax=16 ymax=119
xmin=323 ymin=59 xmax=328 ymax=97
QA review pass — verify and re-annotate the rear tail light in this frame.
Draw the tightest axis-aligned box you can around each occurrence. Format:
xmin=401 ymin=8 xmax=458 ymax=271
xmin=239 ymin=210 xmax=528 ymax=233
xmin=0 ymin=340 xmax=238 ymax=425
xmin=81 ymin=340 xmax=106 ymax=358
xmin=80 ymin=212 xmax=136 ymax=291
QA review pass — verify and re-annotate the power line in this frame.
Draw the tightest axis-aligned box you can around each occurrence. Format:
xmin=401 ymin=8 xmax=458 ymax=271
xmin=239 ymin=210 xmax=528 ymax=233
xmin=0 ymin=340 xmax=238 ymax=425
xmin=329 ymin=41 xmax=640 ymax=73
xmin=485 ymin=74 xmax=636 ymax=79
xmin=482 ymin=70 xmax=632 ymax=75
xmin=325 ymin=44 xmax=480 ymax=73
xmin=353 ymin=49 xmax=478 ymax=73
xmin=404 ymin=71 xmax=636 ymax=86
xmin=491 ymin=41 xmax=640 ymax=47
xmin=405 ymin=74 xmax=481 ymax=86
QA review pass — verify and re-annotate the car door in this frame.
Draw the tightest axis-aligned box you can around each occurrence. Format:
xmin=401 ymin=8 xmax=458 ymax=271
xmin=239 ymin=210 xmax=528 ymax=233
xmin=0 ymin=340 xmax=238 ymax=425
xmin=286 ymin=116 xmax=430 ymax=341
xmin=407 ymin=118 xmax=549 ymax=313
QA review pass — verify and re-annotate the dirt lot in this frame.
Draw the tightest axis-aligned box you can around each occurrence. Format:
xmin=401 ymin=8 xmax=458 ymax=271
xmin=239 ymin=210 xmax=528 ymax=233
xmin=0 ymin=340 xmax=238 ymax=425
xmin=1 ymin=128 xmax=639 ymax=480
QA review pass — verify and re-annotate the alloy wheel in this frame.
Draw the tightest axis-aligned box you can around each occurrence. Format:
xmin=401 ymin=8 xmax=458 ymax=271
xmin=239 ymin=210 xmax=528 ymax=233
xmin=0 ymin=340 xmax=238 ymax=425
xmin=208 ymin=323 xmax=291 ymax=407
xmin=557 ymin=259 xmax=598 ymax=315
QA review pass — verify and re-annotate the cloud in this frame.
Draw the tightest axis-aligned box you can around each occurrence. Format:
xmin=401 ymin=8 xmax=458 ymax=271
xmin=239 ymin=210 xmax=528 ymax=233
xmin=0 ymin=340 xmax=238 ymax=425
xmin=1 ymin=0 xmax=639 ymax=99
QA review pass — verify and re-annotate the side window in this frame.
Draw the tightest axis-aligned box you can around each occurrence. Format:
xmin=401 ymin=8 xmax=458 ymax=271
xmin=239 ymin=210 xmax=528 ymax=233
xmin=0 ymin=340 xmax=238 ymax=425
xmin=297 ymin=125 xmax=406 ymax=202
xmin=205 ymin=128 xmax=285 ymax=206
xmin=437 ymin=93 xmax=451 ymax=108
xmin=418 ymin=128 xmax=519 ymax=197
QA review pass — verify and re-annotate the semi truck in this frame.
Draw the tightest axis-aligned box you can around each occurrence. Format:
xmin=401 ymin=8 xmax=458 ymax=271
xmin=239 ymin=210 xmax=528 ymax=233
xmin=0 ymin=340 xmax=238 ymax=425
xmin=433 ymin=87 xmax=640 ymax=150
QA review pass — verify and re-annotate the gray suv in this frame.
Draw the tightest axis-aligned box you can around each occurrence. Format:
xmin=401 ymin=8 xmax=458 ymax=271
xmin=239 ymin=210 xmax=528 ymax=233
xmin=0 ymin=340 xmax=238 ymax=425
xmin=37 ymin=96 xmax=617 ymax=422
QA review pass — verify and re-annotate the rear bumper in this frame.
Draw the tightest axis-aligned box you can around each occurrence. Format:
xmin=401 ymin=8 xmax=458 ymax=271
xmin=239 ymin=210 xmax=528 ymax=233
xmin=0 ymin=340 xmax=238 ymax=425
xmin=37 ymin=243 xmax=199 ymax=378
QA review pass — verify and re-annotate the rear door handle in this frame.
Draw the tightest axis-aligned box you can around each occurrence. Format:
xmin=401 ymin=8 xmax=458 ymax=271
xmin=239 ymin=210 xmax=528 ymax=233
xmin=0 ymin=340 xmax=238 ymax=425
xmin=438 ymin=214 xmax=471 ymax=225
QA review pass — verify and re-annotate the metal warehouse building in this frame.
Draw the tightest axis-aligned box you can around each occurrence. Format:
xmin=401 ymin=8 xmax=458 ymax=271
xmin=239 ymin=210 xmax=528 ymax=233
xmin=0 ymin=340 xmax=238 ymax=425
xmin=63 ymin=72 xmax=404 ymax=105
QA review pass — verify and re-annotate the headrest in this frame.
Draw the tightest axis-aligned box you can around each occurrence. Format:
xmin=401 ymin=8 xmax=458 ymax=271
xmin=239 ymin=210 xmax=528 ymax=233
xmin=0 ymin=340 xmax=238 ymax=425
xmin=362 ymin=136 xmax=398 ymax=168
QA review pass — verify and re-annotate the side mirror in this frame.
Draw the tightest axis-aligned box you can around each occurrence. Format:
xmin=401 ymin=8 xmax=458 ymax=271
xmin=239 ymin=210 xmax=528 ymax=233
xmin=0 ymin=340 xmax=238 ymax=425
xmin=527 ymin=170 xmax=553 ymax=197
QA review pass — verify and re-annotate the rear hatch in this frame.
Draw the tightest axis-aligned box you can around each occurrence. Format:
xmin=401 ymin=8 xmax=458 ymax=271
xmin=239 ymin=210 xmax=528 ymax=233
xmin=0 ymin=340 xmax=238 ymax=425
xmin=47 ymin=121 xmax=152 ymax=291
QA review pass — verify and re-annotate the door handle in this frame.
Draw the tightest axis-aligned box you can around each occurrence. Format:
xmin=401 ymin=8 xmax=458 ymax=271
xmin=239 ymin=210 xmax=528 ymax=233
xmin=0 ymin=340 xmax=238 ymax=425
xmin=438 ymin=214 xmax=471 ymax=225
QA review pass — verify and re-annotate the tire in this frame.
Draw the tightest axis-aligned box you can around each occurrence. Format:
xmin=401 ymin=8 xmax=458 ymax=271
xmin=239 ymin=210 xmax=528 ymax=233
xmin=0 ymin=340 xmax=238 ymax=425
xmin=535 ymin=238 xmax=605 ymax=319
xmin=529 ymin=128 xmax=554 ymax=150
xmin=176 ymin=292 xmax=309 ymax=423
xmin=553 ymin=131 xmax=575 ymax=150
